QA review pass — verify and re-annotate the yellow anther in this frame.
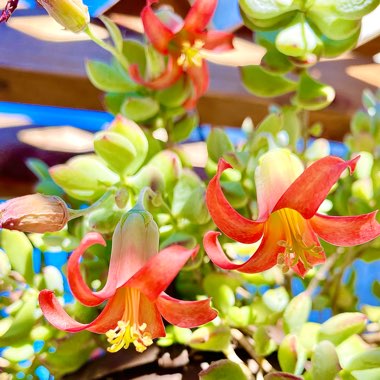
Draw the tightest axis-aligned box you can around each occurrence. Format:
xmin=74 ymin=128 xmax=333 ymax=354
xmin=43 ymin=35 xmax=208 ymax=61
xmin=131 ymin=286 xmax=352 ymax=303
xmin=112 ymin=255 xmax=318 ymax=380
xmin=177 ymin=39 xmax=205 ymax=69
xmin=106 ymin=320 xmax=153 ymax=353
xmin=276 ymin=208 xmax=323 ymax=271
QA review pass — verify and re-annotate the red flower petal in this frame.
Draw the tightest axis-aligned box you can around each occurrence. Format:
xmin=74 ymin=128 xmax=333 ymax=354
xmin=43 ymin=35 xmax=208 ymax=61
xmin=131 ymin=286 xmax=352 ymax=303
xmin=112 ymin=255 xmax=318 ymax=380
xmin=67 ymin=232 xmax=112 ymax=307
xmin=129 ymin=57 xmax=183 ymax=90
xmin=141 ymin=0 xmax=175 ymax=54
xmin=39 ymin=289 xmax=125 ymax=334
xmin=206 ymin=158 xmax=264 ymax=244
xmin=203 ymin=213 xmax=285 ymax=273
xmin=310 ymin=211 xmax=380 ymax=246
xmin=126 ymin=245 xmax=198 ymax=301
xmin=138 ymin=293 xmax=166 ymax=339
xmin=274 ymin=156 xmax=359 ymax=219
xmin=183 ymin=61 xmax=209 ymax=109
xmin=204 ymin=30 xmax=234 ymax=51
xmin=156 ymin=292 xmax=217 ymax=328
xmin=184 ymin=0 xmax=217 ymax=33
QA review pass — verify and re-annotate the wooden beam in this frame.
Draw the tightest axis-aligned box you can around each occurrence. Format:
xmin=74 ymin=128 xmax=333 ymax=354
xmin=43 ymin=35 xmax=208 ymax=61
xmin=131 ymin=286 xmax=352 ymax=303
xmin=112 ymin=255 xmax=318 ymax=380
xmin=1 ymin=11 xmax=379 ymax=142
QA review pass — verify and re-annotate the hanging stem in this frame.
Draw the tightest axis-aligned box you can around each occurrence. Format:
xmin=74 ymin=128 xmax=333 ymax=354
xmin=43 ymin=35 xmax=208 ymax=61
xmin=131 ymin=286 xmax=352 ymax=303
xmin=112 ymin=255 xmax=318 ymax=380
xmin=84 ymin=25 xmax=129 ymax=72
xmin=300 ymin=107 xmax=310 ymax=156
xmin=68 ymin=188 xmax=116 ymax=219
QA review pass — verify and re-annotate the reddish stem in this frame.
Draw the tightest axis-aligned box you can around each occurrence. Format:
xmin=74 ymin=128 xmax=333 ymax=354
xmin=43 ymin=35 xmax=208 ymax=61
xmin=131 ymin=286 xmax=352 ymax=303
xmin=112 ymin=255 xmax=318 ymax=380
xmin=0 ymin=0 xmax=19 ymax=23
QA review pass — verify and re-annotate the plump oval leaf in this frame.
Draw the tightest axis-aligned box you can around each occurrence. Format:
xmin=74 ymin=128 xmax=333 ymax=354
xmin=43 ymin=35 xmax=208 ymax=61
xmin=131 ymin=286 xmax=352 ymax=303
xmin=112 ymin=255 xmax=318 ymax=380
xmin=86 ymin=60 xmax=137 ymax=93
xmin=241 ymin=65 xmax=297 ymax=97
xmin=121 ymin=97 xmax=160 ymax=122
xmin=1 ymin=230 xmax=34 ymax=285
xmin=199 ymin=359 xmax=248 ymax=380
xmin=312 ymin=340 xmax=341 ymax=380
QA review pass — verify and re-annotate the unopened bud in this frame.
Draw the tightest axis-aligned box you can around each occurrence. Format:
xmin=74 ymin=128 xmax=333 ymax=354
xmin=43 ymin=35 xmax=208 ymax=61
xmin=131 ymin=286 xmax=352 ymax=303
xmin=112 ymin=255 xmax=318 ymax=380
xmin=37 ymin=0 xmax=90 ymax=33
xmin=0 ymin=194 xmax=69 ymax=233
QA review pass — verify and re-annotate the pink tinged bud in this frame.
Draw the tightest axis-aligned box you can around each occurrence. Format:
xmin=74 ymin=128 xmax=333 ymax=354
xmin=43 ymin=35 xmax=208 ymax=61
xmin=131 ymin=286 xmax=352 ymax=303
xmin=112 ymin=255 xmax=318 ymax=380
xmin=0 ymin=194 xmax=69 ymax=233
xmin=37 ymin=0 xmax=90 ymax=33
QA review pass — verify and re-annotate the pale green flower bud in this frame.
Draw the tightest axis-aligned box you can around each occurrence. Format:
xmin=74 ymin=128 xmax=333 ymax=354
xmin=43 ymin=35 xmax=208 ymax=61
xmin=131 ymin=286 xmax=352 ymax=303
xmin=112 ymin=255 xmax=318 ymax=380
xmin=37 ymin=0 xmax=90 ymax=33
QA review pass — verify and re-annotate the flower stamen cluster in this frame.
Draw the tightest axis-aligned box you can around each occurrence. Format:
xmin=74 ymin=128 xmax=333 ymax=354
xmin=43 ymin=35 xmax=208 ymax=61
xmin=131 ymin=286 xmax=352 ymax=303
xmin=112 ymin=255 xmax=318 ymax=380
xmin=106 ymin=287 xmax=153 ymax=353
xmin=177 ymin=40 xmax=205 ymax=69
xmin=276 ymin=208 xmax=323 ymax=273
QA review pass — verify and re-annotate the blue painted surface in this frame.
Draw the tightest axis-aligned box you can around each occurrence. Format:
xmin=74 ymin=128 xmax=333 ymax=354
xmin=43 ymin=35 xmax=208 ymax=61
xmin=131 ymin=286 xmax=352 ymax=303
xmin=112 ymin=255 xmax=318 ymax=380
xmin=213 ymin=0 xmax=242 ymax=30
xmin=35 ymin=366 xmax=50 ymax=380
xmin=19 ymin=0 xmax=118 ymax=17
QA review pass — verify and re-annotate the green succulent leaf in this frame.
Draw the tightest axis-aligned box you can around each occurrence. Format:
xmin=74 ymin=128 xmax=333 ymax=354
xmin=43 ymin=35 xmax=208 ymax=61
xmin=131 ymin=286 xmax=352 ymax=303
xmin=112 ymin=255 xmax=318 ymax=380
xmin=256 ymin=113 xmax=283 ymax=135
xmin=307 ymin=9 xmax=360 ymax=40
xmin=0 ymin=292 xmax=37 ymax=346
xmin=276 ymin=16 xmax=322 ymax=57
xmin=254 ymin=326 xmax=277 ymax=357
xmin=86 ymin=60 xmax=137 ymax=93
xmin=318 ymin=313 xmax=367 ymax=345
xmin=336 ymin=335 xmax=368 ymax=368
xmin=320 ymin=28 xmax=361 ymax=58
xmin=241 ymin=65 xmax=297 ymax=97
xmin=2 ymin=344 xmax=34 ymax=363
xmin=156 ymin=77 xmax=191 ymax=108
xmin=108 ymin=115 xmax=149 ymax=175
xmin=50 ymin=155 xmax=119 ymax=201
xmin=94 ymin=131 xmax=137 ymax=175
xmin=334 ymin=0 xmax=380 ymax=20
xmin=350 ymin=368 xmax=380 ymax=380
xmin=264 ymin=373 xmax=303 ymax=380
xmin=262 ymin=49 xmax=293 ymax=74
xmin=0 ymin=249 xmax=11 ymax=277
xmin=1 ymin=230 xmax=34 ymax=285
xmin=312 ymin=341 xmax=341 ymax=380
xmin=294 ymin=72 xmax=335 ymax=111
xmin=199 ymin=359 xmax=248 ymax=380
xmin=122 ymin=40 xmax=147 ymax=77
xmin=99 ymin=15 xmax=123 ymax=52
xmin=239 ymin=0 xmax=299 ymax=20
xmin=262 ymin=286 xmax=289 ymax=313
xmin=345 ymin=348 xmax=380 ymax=371
xmin=283 ymin=292 xmax=312 ymax=334
xmin=121 ymin=97 xmax=160 ymax=122
xmin=171 ymin=114 xmax=199 ymax=143
xmin=189 ymin=325 xmax=231 ymax=352
xmin=172 ymin=170 xmax=210 ymax=224
xmin=207 ymin=128 xmax=235 ymax=162
xmin=278 ymin=334 xmax=307 ymax=375
xmin=43 ymin=332 xmax=95 ymax=377
xmin=242 ymin=10 xmax=297 ymax=31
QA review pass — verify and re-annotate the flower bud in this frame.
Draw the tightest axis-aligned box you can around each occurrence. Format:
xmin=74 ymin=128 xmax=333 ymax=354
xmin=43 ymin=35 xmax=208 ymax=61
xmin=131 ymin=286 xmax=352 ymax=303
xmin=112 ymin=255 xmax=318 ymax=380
xmin=0 ymin=194 xmax=69 ymax=233
xmin=37 ymin=0 xmax=90 ymax=33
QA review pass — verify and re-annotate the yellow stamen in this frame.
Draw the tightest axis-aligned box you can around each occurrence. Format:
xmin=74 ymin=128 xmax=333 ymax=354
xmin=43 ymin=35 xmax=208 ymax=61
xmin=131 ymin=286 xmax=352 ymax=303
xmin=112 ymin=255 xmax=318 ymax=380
xmin=106 ymin=288 xmax=153 ymax=353
xmin=177 ymin=39 xmax=205 ymax=69
xmin=276 ymin=208 xmax=323 ymax=272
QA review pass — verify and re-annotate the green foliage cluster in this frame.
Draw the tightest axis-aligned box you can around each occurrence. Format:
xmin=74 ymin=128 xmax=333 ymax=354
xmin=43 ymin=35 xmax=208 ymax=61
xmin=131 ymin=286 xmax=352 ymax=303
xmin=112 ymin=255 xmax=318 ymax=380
xmin=85 ymin=16 xmax=198 ymax=145
xmin=240 ymin=0 xmax=379 ymax=110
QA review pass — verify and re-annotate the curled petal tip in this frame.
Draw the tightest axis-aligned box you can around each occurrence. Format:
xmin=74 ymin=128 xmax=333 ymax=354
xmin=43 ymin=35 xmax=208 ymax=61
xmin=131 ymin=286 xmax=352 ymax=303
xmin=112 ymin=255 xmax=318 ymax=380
xmin=191 ymin=245 xmax=200 ymax=259
xmin=83 ymin=231 xmax=107 ymax=246
xmin=349 ymin=155 xmax=360 ymax=174
xmin=217 ymin=158 xmax=233 ymax=173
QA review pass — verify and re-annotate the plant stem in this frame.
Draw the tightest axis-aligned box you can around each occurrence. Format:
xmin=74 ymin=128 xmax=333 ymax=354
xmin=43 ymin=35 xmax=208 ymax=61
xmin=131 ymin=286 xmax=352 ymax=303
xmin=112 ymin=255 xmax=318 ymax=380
xmin=300 ymin=108 xmax=310 ymax=156
xmin=68 ymin=189 xmax=116 ymax=219
xmin=84 ymin=25 xmax=129 ymax=72
xmin=223 ymin=340 xmax=253 ymax=379
xmin=305 ymin=252 xmax=339 ymax=296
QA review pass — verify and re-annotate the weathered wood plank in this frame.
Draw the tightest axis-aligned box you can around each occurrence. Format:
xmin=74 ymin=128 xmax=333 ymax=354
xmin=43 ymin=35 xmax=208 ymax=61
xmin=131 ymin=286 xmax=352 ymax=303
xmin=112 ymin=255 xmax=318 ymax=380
xmin=0 ymin=11 xmax=379 ymax=141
